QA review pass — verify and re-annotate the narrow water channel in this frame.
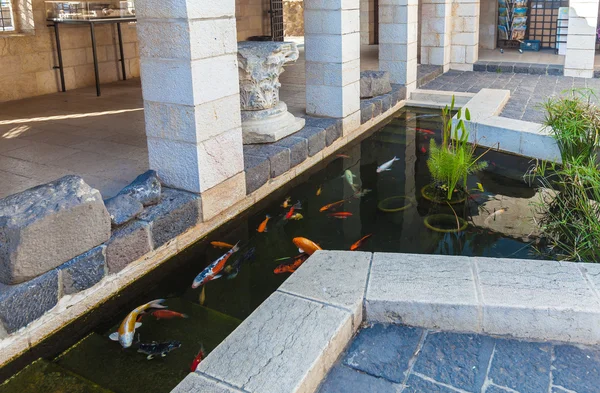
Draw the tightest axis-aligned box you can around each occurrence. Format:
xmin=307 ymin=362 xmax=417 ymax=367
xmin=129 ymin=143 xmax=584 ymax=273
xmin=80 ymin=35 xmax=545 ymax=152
xmin=0 ymin=107 xmax=542 ymax=393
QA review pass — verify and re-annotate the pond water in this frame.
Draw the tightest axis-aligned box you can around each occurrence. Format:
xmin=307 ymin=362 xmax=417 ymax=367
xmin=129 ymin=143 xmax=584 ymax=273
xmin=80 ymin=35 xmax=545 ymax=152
xmin=0 ymin=107 xmax=543 ymax=393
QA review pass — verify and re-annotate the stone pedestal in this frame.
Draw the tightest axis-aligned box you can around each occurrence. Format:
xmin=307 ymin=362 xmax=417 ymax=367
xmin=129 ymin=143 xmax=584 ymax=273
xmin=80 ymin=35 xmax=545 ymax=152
xmin=238 ymin=41 xmax=305 ymax=144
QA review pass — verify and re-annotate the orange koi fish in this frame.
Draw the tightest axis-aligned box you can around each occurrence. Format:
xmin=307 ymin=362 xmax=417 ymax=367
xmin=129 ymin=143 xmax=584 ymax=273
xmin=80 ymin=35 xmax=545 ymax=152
xmin=319 ymin=199 xmax=345 ymax=212
xmin=190 ymin=345 xmax=205 ymax=372
xmin=109 ymin=299 xmax=168 ymax=348
xmin=415 ymin=128 xmax=435 ymax=135
xmin=274 ymin=254 xmax=309 ymax=274
xmin=151 ymin=310 xmax=189 ymax=320
xmin=210 ymin=241 xmax=234 ymax=249
xmin=336 ymin=154 xmax=350 ymax=158
xmin=257 ymin=215 xmax=271 ymax=233
xmin=293 ymin=237 xmax=322 ymax=255
xmin=316 ymin=186 xmax=322 ymax=196
xmin=281 ymin=197 xmax=292 ymax=208
xmin=192 ymin=242 xmax=240 ymax=288
xmin=350 ymin=234 xmax=372 ymax=251
xmin=284 ymin=201 xmax=302 ymax=220
xmin=329 ymin=212 xmax=353 ymax=219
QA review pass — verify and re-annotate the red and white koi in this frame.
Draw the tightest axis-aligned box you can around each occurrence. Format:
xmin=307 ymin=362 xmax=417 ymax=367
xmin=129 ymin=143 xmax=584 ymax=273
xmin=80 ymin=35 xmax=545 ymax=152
xmin=192 ymin=242 xmax=240 ymax=288
xmin=284 ymin=201 xmax=302 ymax=220
xmin=109 ymin=299 xmax=168 ymax=348
xmin=376 ymin=157 xmax=399 ymax=173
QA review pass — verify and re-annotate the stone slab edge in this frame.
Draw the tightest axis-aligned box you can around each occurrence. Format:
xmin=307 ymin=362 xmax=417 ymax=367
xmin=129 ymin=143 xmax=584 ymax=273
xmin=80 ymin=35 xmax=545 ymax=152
xmin=0 ymin=96 xmax=408 ymax=369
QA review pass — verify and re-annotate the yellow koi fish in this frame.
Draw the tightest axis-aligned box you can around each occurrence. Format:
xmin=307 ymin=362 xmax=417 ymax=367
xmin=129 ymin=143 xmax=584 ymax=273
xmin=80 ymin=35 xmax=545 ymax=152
xmin=109 ymin=299 xmax=167 ymax=348
xmin=316 ymin=186 xmax=322 ymax=196
xmin=290 ymin=213 xmax=304 ymax=220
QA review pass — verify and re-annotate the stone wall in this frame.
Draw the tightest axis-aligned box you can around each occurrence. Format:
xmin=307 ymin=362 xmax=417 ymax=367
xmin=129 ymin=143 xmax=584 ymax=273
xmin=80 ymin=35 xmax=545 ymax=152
xmin=360 ymin=0 xmax=375 ymax=45
xmin=283 ymin=0 xmax=304 ymax=37
xmin=0 ymin=0 xmax=140 ymax=103
xmin=237 ymin=0 xmax=270 ymax=40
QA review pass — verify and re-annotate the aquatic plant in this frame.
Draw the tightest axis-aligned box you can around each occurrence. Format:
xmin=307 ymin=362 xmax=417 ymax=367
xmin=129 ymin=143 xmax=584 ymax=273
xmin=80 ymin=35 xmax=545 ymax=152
xmin=426 ymin=97 xmax=488 ymax=201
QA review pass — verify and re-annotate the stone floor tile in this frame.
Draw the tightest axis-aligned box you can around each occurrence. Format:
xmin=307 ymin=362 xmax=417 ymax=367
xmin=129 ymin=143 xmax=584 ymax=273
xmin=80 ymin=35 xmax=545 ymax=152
xmin=0 ymin=170 xmax=42 ymax=198
xmin=0 ymin=138 xmax=34 ymax=154
xmin=403 ymin=374 xmax=460 ymax=393
xmin=413 ymin=331 xmax=494 ymax=392
xmin=0 ymin=155 xmax=70 ymax=183
xmin=552 ymin=344 xmax=600 ymax=393
xmin=317 ymin=364 xmax=397 ymax=393
xmin=488 ymin=339 xmax=552 ymax=393
xmin=71 ymin=139 xmax=147 ymax=161
xmin=2 ymin=141 xmax=79 ymax=164
xmin=342 ymin=324 xmax=422 ymax=383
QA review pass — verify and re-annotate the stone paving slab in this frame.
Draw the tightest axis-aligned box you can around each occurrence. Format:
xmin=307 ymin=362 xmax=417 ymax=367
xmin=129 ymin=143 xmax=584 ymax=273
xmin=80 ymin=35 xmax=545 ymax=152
xmin=317 ymin=324 xmax=600 ymax=393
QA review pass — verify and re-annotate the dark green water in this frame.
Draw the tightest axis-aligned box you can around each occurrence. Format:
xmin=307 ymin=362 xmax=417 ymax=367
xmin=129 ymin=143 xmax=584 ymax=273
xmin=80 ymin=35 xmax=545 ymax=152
xmin=0 ymin=108 xmax=541 ymax=393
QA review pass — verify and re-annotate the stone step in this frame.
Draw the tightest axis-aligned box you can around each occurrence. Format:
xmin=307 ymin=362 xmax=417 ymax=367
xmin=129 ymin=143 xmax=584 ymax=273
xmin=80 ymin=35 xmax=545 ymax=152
xmin=409 ymin=90 xmax=474 ymax=108
xmin=0 ymin=358 xmax=113 ymax=393
xmin=56 ymin=299 xmax=241 ymax=393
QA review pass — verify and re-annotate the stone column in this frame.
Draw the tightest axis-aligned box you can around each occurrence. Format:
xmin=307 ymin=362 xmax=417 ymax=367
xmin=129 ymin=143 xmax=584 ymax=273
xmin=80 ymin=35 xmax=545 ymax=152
xmin=565 ymin=0 xmax=600 ymax=78
xmin=450 ymin=0 xmax=480 ymax=71
xmin=420 ymin=0 xmax=452 ymax=72
xmin=137 ymin=0 xmax=246 ymax=221
xmin=304 ymin=0 xmax=361 ymax=134
xmin=378 ymin=0 xmax=419 ymax=93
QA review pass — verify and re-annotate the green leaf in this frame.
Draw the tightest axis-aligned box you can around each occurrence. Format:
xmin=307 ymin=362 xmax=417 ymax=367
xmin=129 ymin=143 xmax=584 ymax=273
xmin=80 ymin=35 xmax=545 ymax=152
xmin=465 ymin=108 xmax=471 ymax=121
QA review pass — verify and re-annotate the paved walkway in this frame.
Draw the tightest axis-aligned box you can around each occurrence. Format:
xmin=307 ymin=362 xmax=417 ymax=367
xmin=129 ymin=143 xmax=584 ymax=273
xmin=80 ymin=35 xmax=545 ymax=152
xmin=421 ymin=71 xmax=600 ymax=124
xmin=318 ymin=324 xmax=600 ymax=393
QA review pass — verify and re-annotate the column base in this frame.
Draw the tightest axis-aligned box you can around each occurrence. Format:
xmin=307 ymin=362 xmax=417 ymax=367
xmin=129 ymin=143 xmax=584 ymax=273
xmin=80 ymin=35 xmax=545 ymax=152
xmin=241 ymin=102 xmax=306 ymax=144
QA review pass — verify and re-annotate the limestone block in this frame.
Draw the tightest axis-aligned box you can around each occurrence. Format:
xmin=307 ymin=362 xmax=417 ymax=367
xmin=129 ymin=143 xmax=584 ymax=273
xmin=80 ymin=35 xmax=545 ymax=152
xmin=360 ymin=70 xmax=392 ymax=98
xmin=244 ymin=155 xmax=270 ymax=194
xmin=0 ymin=269 xmax=58 ymax=333
xmin=104 ymin=194 xmax=144 ymax=227
xmin=0 ymin=175 xmax=111 ymax=285
xmin=138 ymin=188 xmax=202 ymax=247
xmin=243 ymin=145 xmax=291 ymax=178
xmin=304 ymin=33 xmax=360 ymax=64
xmin=197 ymin=291 xmax=353 ymax=393
xmin=105 ymin=220 xmax=153 ymax=274
xmin=306 ymin=59 xmax=360 ymax=88
xmin=136 ymin=0 xmax=235 ymax=20
xmin=58 ymin=246 xmax=106 ymax=295
xmin=199 ymin=172 xmax=246 ymax=221
xmin=280 ymin=250 xmax=371 ymax=328
xmin=366 ymin=253 xmax=480 ymax=332
xmin=303 ymin=9 xmax=359 ymax=35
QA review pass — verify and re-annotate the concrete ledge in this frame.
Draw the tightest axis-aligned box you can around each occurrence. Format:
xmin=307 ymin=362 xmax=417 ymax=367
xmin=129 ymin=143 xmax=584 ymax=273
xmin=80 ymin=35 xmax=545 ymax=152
xmin=407 ymin=90 xmax=474 ymax=109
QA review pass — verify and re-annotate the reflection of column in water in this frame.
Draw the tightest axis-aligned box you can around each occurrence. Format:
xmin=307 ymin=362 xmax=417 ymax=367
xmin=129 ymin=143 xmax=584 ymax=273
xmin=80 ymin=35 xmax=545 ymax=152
xmin=341 ymin=143 xmax=362 ymax=244
xmin=400 ymin=110 xmax=418 ymax=249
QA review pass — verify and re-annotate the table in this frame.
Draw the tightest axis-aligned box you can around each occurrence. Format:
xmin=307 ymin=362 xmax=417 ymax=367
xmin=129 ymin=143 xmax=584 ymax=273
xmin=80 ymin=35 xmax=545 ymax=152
xmin=47 ymin=17 xmax=137 ymax=96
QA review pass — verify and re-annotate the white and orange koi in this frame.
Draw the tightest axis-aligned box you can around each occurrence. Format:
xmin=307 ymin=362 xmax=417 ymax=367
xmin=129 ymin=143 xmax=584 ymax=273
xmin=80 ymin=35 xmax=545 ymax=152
xmin=192 ymin=242 xmax=240 ymax=288
xmin=109 ymin=299 xmax=168 ymax=348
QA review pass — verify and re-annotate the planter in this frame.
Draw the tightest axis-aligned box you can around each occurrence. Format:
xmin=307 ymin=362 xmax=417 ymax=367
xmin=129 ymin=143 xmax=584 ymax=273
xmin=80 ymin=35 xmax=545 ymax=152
xmin=377 ymin=196 xmax=414 ymax=213
xmin=421 ymin=184 xmax=467 ymax=205
xmin=423 ymin=214 xmax=468 ymax=233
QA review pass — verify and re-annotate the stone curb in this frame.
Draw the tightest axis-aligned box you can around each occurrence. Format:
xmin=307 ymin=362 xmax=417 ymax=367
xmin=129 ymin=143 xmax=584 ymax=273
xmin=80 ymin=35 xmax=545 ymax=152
xmin=171 ymin=251 xmax=600 ymax=393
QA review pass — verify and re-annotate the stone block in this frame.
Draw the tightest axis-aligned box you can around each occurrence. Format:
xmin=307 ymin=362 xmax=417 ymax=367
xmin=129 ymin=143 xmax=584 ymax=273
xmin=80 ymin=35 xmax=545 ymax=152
xmin=0 ymin=269 xmax=58 ymax=333
xmin=325 ymin=120 xmax=343 ymax=146
xmin=243 ymin=144 xmax=290 ymax=178
xmin=199 ymin=172 xmax=246 ymax=221
xmin=58 ymin=246 xmax=106 ymax=295
xmin=342 ymin=324 xmax=422 ymax=383
xmin=172 ymin=372 xmax=244 ymax=393
xmin=366 ymin=253 xmax=479 ymax=332
xmin=104 ymin=194 xmax=144 ymax=227
xmin=198 ymin=291 xmax=353 ymax=393
xmin=360 ymin=70 xmax=392 ymax=98
xmin=138 ymin=188 xmax=202 ymax=247
xmin=529 ymin=64 xmax=548 ymax=75
xmin=391 ymin=84 xmax=407 ymax=103
xmin=117 ymin=170 xmax=161 ymax=207
xmin=380 ymin=93 xmax=393 ymax=112
xmin=105 ymin=221 xmax=153 ymax=274
xmin=553 ymin=344 xmax=600 ymax=393
xmin=274 ymin=136 xmax=308 ymax=168
xmin=473 ymin=62 xmax=487 ymax=72
xmin=513 ymin=62 xmax=531 ymax=73
xmin=0 ymin=175 xmax=111 ymax=285
xmin=136 ymin=0 xmax=234 ymax=19
xmin=317 ymin=364 xmax=397 ymax=393
xmin=279 ymin=251 xmax=371 ymax=328
xmin=244 ymin=154 xmax=270 ymax=194
xmin=360 ymin=101 xmax=374 ymax=124
xmin=403 ymin=374 xmax=458 ymax=393
xmin=292 ymin=126 xmax=327 ymax=157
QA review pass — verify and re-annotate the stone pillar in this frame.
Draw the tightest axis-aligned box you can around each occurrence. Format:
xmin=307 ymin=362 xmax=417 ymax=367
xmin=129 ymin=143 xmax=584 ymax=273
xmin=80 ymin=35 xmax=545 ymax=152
xmin=137 ymin=0 xmax=246 ymax=221
xmin=304 ymin=0 xmax=361 ymax=134
xmin=565 ymin=0 xmax=600 ymax=78
xmin=450 ymin=0 xmax=480 ymax=71
xmin=378 ymin=0 xmax=419 ymax=93
xmin=420 ymin=0 xmax=452 ymax=72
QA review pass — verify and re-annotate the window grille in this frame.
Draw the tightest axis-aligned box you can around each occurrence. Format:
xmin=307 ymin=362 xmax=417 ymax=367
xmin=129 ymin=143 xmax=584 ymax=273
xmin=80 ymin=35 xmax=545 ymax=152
xmin=0 ymin=0 xmax=15 ymax=32
xmin=527 ymin=0 xmax=569 ymax=49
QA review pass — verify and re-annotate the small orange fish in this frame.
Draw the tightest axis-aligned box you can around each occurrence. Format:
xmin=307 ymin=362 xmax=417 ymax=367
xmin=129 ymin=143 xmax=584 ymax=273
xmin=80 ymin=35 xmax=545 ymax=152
xmin=329 ymin=212 xmax=353 ymax=219
xmin=293 ymin=237 xmax=322 ymax=255
xmin=336 ymin=154 xmax=350 ymax=158
xmin=210 ymin=241 xmax=234 ymax=249
xmin=316 ymin=186 xmax=322 ymax=196
xmin=350 ymin=234 xmax=372 ymax=251
xmin=274 ymin=254 xmax=309 ymax=274
xmin=421 ymin=146 xmax=427 ymax=153
xmin=285 ymin=201 xmax=302 ymax=220
xmin=415 ymin=128 xmax=435 ymax=135
xmin=151 ymin=310 xmax=189 ymax=320
xmin=319 ymin=199 xmax=345 ymax=212
xmin=257 ymin=215 xmax=271 ymax=233
xmin=190 ymin=345 xmax=205 ymax=372
xmin=281 ymin=197 xmax=292 ymax=208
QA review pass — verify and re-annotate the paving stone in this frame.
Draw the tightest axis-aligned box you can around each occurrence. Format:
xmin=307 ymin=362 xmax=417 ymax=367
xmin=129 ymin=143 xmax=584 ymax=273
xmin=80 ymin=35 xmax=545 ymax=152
xmin=553 ymin=344 xmax=600 ymax=393
xmin=198 ymin=291 xmax=352 ymax=393
xmin=473 ymin=62 xmax=488 ymax=72
xmin=274 ymin=136 xmax=308 ymax=168
xmin=104 ymin=193 xmax=144 ymax=227
xmin=476 ymin=258 xmax=600 ymax=343
xmin=413 ymin=331 xmax=494 ymax=392
xmin=117 ymin=169 xmax=161 ymax=206
xmin=498 ymin=63 xmax=514 ymax=73
xmin=105 ymin=220 xmax=153 ymax=274
xmin=279 ymin=251 xmax=371 ymax=327
xmin=529 ymin=65 xmax=548 ymax=75
xmin=488 ymin=339 xmax=551 ymax=393
xmin=513 ymin=63 xmax=531 ymax=74
xmin=360 ymin=101 xmax=374 ymax=124
xmin=485 ymin=385 xmax=512 ymax=393
xmin=293 ymin=126 xmax=326 ymax=157
xmin=172 ymin=373 xmax=244 ymax=393
xmin=0 ymin=175 xmax=111 ymax=285
xmin=0 ymin=269 xmax=58 ymax=333
xmin=244 ymin=154 xmax=270 ymax=194
xmin=403 ymin=374 xmax=458 ymax=393
xmin=342 ymin=324 xmax=422 ymax=383
xmin=486 ymin=62 xmax=501 ymax=72
xmin=138 ymin=188 xmax=202 ymax=247
xmin=243 ymin=144 xmax=290 ymax=178
xmin=317 ymin=364 xmax=397 ymax=393
xmin=58 ymin=245 xmax=106 ymax=295
xmin=366 ymin=253 xmax=479 ymax=332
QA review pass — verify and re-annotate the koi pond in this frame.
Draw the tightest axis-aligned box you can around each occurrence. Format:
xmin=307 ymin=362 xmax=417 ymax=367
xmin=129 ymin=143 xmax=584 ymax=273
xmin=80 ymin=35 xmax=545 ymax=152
xmin=0 ymin=107 xmax=544 ymax=393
